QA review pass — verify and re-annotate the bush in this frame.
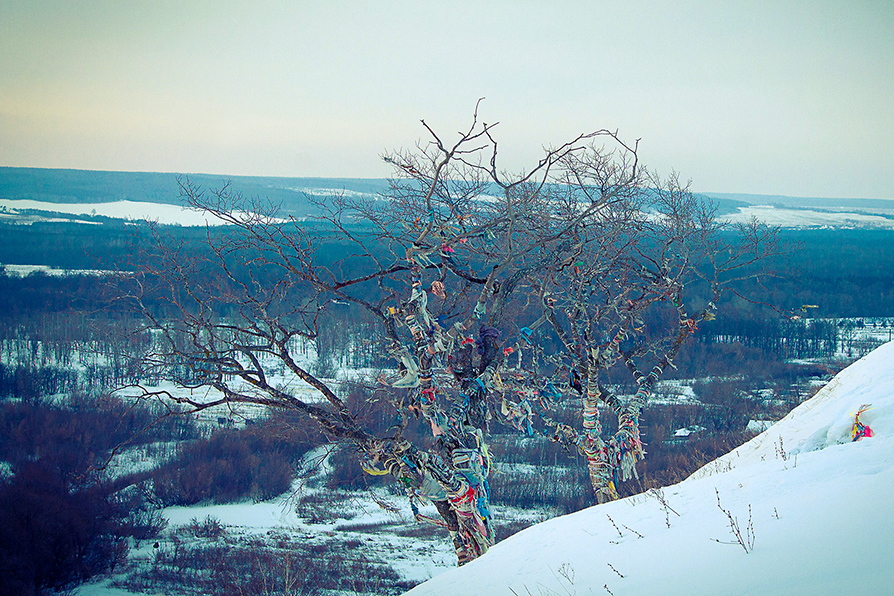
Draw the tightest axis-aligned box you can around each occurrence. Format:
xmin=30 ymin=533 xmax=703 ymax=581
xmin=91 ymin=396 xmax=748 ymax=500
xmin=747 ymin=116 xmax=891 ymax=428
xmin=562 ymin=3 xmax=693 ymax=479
xmin=691 ymin=380 xmax=759 ymax=433
xmin=619 ymin=432 xmax=750 ymax=496
xmin=152 ymin=412 xmax=318 ymax=505
xmin=185 ymin=516 xmax=225 ymax=539
xmin=122 ymin=532 xmax=416 ymax=596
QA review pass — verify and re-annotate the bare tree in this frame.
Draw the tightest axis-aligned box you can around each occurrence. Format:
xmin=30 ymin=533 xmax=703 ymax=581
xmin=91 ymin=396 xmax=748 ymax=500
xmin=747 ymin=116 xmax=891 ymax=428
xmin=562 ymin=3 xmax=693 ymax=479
xmin=119 ymin=106 xmax=780 ymax=564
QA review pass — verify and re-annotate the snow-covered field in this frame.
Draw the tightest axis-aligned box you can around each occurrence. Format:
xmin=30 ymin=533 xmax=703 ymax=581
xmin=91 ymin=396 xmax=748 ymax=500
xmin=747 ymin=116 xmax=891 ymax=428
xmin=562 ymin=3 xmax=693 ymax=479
xmin=0 ymin=198 xmax=289 ymax=226
xmin=721 ymin=204 xmax=894 ymax=229
xmin=74 ymin=445 xmax=546 ymax=596
xmin=156 ymin=447 xmax=462 ymax=586
xmin=2 ymin=264 xmax=127 ymax=277
xmin=0 ymin=198 xmax=226 ymax=226
xmin=4 ymin=196 xmax=894 ymax=230
xmin=405 ymin=340 xmax=894 ymax=595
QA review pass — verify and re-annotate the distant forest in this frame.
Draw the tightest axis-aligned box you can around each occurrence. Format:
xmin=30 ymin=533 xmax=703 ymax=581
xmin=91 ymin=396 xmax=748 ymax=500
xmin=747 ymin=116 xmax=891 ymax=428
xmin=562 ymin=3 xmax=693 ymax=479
xmin=1 ymin=221 xmax=892 ymax=318
xmin=0 ymin=219 xmax=890 ymax=399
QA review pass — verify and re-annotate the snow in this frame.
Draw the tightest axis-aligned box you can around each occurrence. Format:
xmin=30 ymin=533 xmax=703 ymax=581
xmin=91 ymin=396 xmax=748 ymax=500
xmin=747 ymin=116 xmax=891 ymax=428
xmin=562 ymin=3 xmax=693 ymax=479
xmin=405 ymin=340 xmax=894 ymax=595
xmin=156 ymin=448 xmax=462 ymax=586
xmin=651 ymin=379 xmax=700 ymax=405
xmin=5 ymin=195 xmax=894 ymax=231
xmin=745 ymin=419 xmax=775 ymax=433
xmin=721 ymin=205 xmax=894 ymax=229
xmin=289 ymin=187 xmax=375 ymax=199
xmin=73 ymin=581 xmax=143 ymax=596
xmin=673 ymin=425 xmax=706 ymax=437
xmin=3 ymin=264 xmax=126 ymax=277
xmin=0 ymin=198 xmax=278 ymax=226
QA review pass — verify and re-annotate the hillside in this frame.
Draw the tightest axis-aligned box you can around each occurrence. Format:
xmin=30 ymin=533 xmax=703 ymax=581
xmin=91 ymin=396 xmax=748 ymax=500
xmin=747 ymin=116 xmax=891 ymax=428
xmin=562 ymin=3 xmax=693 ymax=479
xmin=3 ymin=167 xmax=894 ymax=228
xmin=405 ymin=341 xmax=894 ymax=595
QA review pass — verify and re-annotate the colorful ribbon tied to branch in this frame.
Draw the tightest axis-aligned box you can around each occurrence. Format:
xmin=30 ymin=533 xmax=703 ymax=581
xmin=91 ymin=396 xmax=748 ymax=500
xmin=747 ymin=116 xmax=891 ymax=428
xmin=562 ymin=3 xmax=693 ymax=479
xmin=852 ymin=404 xmax=873 ymax=441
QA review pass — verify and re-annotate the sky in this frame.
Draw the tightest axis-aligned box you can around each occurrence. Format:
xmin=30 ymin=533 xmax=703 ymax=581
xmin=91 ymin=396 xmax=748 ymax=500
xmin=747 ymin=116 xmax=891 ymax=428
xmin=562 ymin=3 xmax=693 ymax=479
xmin=1 ymin=1 xmax=892 ymax=199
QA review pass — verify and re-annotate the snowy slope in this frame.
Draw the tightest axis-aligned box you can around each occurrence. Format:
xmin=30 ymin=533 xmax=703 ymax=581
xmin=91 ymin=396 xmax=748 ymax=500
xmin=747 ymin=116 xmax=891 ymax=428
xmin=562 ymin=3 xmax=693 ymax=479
xmin=406 ymin=341 xmax=894 ymax=596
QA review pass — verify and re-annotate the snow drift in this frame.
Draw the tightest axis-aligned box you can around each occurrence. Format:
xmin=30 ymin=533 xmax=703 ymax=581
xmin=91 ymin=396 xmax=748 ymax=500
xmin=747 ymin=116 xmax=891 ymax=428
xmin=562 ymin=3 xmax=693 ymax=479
xmin=406 ymin=341 xmax=894 ymax=596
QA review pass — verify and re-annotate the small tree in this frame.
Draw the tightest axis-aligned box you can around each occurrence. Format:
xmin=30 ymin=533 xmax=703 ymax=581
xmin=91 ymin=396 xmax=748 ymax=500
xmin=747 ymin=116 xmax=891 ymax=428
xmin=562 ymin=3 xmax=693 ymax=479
xmin=121 ymin=105 xmax=779 ymax=564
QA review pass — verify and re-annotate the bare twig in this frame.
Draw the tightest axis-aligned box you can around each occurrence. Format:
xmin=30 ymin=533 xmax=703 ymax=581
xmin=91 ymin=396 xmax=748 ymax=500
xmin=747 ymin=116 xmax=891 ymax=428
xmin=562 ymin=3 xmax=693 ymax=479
xmin=712 ymin=488 xmax=754 ymax=553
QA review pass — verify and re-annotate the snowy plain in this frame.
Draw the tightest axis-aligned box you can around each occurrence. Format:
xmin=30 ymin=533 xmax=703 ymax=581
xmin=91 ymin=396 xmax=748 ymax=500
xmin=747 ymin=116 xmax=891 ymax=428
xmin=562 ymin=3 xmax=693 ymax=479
xmin=0 ymin=198 xmax=213 ymax=226
xmin=720 ymin=204 xmax=894 ymax=229
xmin=405 ymin=340 xmax=894 ymax=596
xmin=4 ymin=196 xmax=894 ymax=231
xmin=0 ymin=198 xmax=279 ymax=226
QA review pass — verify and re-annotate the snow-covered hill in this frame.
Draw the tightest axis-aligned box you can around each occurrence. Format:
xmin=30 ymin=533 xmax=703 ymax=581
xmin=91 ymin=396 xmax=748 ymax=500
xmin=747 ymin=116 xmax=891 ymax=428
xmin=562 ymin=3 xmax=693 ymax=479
xmin=405 ymin=341 xmax=894 ymax=596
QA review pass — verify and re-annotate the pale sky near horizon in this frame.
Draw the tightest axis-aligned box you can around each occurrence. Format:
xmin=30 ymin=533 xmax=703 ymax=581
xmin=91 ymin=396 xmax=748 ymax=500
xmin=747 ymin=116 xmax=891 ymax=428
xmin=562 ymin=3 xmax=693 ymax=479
xmin=1 ymin=1 xmax=891 ymax=199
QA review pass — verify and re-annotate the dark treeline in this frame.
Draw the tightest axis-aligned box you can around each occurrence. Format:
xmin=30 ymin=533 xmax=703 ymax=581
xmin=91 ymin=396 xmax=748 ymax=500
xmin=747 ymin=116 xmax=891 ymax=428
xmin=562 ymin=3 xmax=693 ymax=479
xmin=742 ymin=229 xmax=894 ymax=317
xmin=698 ymin=317 xmax=842 ymax=359
xmin=0 ymin=363 xmax=81 ymax=399
xmin=0 ymin=220 xmax=140 ymax=271
xmin=3 ymin=223 xmax=893 ymax=316
xmin=0 ymin=219 xmax=373 ymax=309
xmin=1 ymin=222 xmax=891 ymax=394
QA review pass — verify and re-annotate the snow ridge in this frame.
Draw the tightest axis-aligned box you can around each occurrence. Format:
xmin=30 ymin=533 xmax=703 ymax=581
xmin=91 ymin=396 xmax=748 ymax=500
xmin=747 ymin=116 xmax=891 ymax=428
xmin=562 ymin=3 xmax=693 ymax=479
xmin=406 ymin=341 xmax=894 ymax=596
